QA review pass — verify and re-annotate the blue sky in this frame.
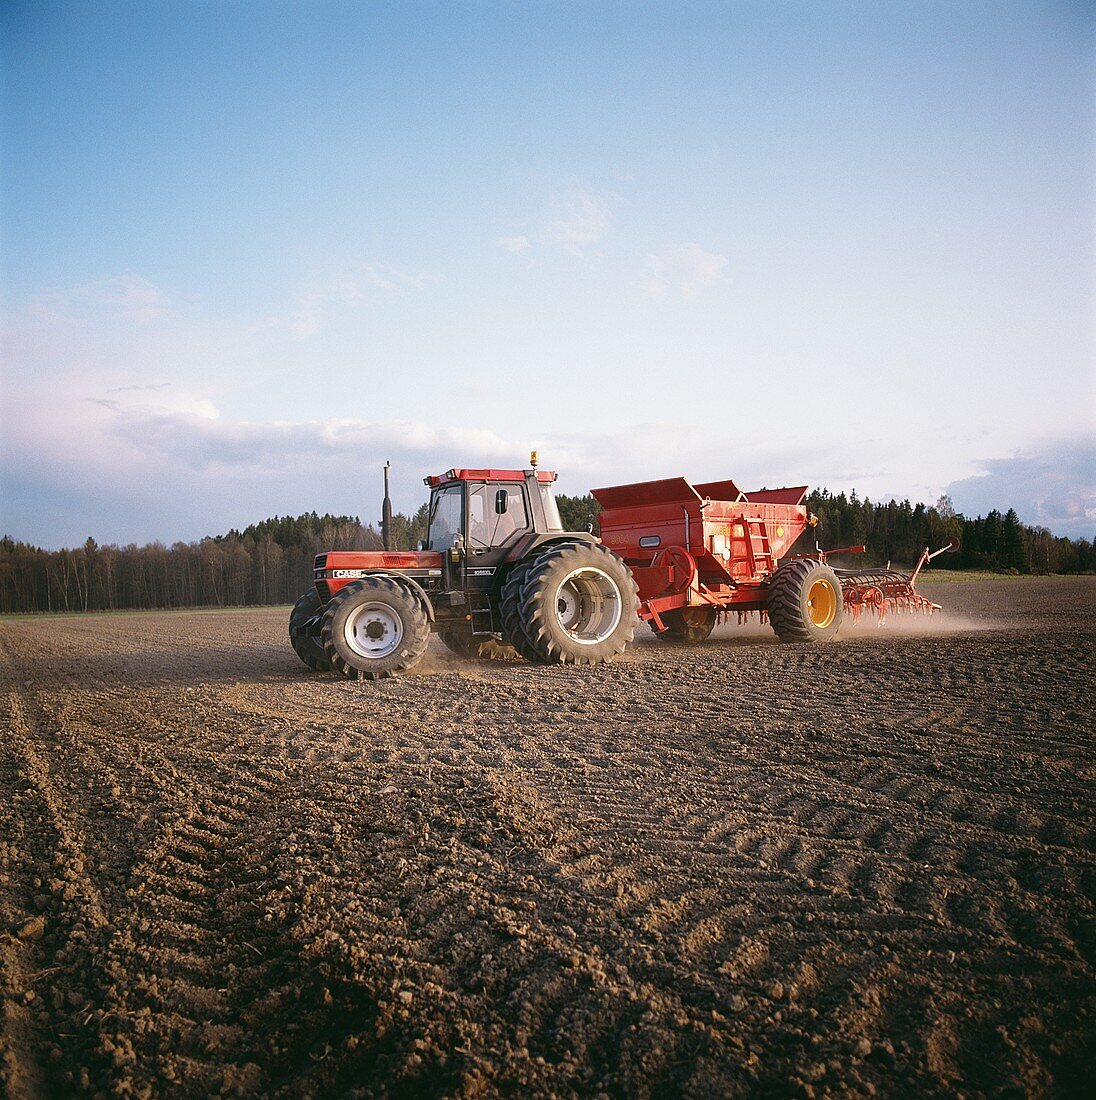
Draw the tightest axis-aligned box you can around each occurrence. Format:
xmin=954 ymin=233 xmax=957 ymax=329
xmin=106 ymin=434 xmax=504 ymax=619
xmin=2 ymin=0 xmax=1093 ymax=547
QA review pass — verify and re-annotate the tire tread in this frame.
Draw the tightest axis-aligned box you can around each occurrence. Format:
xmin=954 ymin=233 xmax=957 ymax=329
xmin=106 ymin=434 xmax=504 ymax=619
xmin=515 ymin=543 xmax=638 ymax=665
xmin=321 ymin=577 xmax=430 ymax=679
xmin=767 ymin=559 xmax=843 ymax=643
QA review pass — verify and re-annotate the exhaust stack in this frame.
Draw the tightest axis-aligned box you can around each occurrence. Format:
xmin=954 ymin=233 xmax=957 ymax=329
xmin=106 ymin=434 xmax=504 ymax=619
xmin=382 ymin=461 xmax=393 ymax=550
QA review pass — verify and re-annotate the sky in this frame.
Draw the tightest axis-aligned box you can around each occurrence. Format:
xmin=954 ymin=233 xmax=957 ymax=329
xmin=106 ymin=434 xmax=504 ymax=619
xmin=1 ymin=0 xmax=1093 ymax=548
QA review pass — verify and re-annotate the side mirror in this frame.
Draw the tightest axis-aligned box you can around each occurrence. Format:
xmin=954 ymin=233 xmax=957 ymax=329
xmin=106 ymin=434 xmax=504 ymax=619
xmin=495 ymin=488 xmax=508 ymax=515
xmin=584 ymin=520 xmax=595 ymax=534
xmin=415 ymin=540 xmax=426 ymax=552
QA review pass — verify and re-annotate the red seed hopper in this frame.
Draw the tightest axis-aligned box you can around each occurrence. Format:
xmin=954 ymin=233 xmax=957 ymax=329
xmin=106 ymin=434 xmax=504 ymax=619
xmin=593 ymin=475 xmax=946 ymax=642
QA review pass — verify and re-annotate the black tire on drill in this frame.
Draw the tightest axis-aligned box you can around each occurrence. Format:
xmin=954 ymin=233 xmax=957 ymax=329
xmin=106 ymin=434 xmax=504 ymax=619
xmin=515 ymin=542 xmax=638 ymax=665
xmin=437 ymin=629 xmax=516 ymax=661
xmin=767 ymin=559 xmax=844 ymax=643
xmin=650 ymin=606 xmax=717 ymax=644
xmin=321 ymin=576 xmax=431 ymax=679
xmin=289 ymin=588 xmax=331 ymax=672
xmin=500 ymin=559 xmax=546 ymax=662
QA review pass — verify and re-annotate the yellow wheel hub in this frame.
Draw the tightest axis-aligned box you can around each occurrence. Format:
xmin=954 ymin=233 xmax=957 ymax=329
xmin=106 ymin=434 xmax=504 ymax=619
xmin=807 ymin=578 xmax=838 ymax=628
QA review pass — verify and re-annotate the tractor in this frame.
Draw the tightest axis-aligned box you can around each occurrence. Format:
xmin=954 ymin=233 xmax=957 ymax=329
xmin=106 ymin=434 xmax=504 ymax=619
xmin=289 ymin=457 xmax=639 ymax=679
xmin=290 ymin=458 xmax=948 ymax=679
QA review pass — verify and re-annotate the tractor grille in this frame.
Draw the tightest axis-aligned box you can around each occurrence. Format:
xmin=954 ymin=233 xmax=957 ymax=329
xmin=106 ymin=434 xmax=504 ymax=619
xmin=314 ymin=554 xmax=330 ymax=600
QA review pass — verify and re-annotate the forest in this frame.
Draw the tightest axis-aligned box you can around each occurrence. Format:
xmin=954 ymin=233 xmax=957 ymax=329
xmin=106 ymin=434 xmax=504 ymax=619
xmin=1 ymin=490 xmax=1090 ymax=614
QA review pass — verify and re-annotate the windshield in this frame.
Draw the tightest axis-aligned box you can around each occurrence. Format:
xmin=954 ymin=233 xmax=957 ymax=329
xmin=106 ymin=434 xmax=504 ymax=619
xmin=427 ymin=484 xmax=463 ymax=549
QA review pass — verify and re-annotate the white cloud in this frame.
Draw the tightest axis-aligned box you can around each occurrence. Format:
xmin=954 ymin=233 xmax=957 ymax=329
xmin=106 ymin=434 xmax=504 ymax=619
xmin=361 ymin=264 xmax=440 ymax=292
xmin=28 ymin=273 xmax=172 ymax=325
xmin=946 ymin=439 xmax=1096 ymax=539
xmin=644 ymin=243 xmax=727 ymax=298
xmin=4 ymin=270 xmax=1091 ymax=549
xmin=500 ymin=187 xmax=619 ymax=259
xmin=284 ymin=265 xmax=441 ymax=336
xmin=92 ymin=386 xmax=220 ymax=422
xmin=289 ymin=280 xmax=363 ymax=337
xmin=548 ymin=188 xmax=616 ymax=255
xmin=6 ymin=374 xmax=1094 ymax=547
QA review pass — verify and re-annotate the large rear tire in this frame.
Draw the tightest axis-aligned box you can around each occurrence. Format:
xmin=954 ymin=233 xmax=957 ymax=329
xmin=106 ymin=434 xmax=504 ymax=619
xmin=768 ymin=559 xmax=843 ymax=642
xmin=650 ymin=606 xmax=716 ymax=644
xmin=515 ymin=543 xmax=638 ymax=664
xmin=289 ymin=589 xmax=331 ymax=672
xmin=500 ymin=560 xmax=545 ymax=662
xmin=321 ymin=576 xmax=430 ymax=679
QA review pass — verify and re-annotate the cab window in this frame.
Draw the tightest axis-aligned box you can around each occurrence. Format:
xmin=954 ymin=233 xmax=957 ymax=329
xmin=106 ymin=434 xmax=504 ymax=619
xmin=468 ymin=483 xmax=530 ymax=548
xmin=427 ymin=484 xmax=463 ymax=549
xmin=539 ymin=485 xmax=563 ymax=531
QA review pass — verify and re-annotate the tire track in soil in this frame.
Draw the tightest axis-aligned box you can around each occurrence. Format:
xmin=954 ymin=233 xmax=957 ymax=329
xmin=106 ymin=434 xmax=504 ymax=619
xmin=94 ymin=770 xmax=325 ymax=1097
xmin=0 ymin=642 xmax=252 ymax=1097
xmin=228 ymin=610 xmax=1094 ymax=1096
xmin=432 ymin=639 xmax=1094 ymax=1094
xmin=1 ymin=580 xmax=1094 ymax=1097
xmin=0 ymin=632 xmax=336 ymax=1099
xmin=1 ymin=671 xmax=116 ymax=1098
xmin=287 ymin=771 xmax=736 ymax=1098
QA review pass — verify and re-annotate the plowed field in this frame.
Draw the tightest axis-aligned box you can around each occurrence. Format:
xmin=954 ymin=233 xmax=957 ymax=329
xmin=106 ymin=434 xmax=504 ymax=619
xmin=2 ymin=577 xmax=1093 ymax=1098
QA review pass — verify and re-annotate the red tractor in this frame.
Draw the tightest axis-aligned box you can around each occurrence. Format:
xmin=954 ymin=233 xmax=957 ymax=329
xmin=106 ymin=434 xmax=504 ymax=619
xmin=289 ymin=459 xmax=639 ymax=679
xmin=290 ymin=459 xmax=946 ymax=679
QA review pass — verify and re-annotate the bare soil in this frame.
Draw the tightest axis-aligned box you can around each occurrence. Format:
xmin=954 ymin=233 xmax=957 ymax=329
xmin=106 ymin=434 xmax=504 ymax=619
xmin=1 ymin=577 xmax=1093 ymax=1099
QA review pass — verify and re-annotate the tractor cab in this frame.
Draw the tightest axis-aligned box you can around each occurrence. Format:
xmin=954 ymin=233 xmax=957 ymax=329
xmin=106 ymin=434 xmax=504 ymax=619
xmin=424 ymin=467 xmax=564 ymax=582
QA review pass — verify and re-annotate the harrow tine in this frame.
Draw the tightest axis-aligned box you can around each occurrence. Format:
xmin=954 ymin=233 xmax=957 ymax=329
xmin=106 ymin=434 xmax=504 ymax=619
xmin=834 ymin=565 xmax=940 ymax=623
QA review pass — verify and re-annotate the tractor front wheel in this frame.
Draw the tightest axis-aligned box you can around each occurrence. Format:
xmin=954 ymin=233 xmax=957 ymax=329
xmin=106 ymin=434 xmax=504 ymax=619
xmin=322 ymin=576 xmax=430 ymax=679
xmin=650 ymin=606 xmax=717 ymax=644
xmin=289 ymin=588 xmax=331 ymax=672
xmin=515 ymin=543 xmax=638 ymax=664
xmin=767 ymin=559 xmax=843 ymax=643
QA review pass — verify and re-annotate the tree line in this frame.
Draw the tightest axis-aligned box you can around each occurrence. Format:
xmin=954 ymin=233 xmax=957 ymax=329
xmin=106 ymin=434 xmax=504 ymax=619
xmin=795 ymin=489 xmax=1093 ymax=574
xmin=0 ymin=491 xmax=1090 ymax=614
xmin=0 ymin=514 xmax=381 ymax=615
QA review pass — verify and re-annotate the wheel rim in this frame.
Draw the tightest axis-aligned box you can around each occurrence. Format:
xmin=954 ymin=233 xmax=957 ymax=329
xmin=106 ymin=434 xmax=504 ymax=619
xmin=554 ymin=567 xmax=622 ymax=644
xmin=807 ymin=577 xmax=838 ymax=628
xmin=344 ymin=601 xmax=404 ymax=659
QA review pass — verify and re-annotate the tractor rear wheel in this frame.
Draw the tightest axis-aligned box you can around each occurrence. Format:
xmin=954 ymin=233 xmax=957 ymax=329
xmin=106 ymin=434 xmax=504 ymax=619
xmin=650 ymin=606 xmax=716 ymax=644
xmin=289 ymin=588 xmax=331 ymax=672
xmin=515 ymin=543 xmax=638 ymax=664
xmin=500 ymin=560 xmax=545 ymax=662
xmin=321 ymin=576 xmax=430 ymax=679
xmin=767 ymin=559 xmax=843 ymax=642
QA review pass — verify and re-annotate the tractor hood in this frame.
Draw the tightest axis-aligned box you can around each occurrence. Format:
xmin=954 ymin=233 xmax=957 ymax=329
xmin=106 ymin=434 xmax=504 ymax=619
xmin=316 ymin=550 xmax=443 ymax=577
